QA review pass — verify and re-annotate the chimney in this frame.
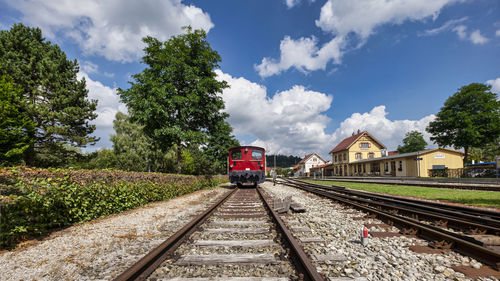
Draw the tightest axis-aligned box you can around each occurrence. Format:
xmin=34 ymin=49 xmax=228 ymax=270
xmin=357 ymin=129 xmax=360 ymax=134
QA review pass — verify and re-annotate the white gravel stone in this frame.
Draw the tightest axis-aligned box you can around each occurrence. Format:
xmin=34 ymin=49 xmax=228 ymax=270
xmin=0 ymin=187 xmax=229 ymax=281
xmin=261 ymin=181 xmax=499 ymax=281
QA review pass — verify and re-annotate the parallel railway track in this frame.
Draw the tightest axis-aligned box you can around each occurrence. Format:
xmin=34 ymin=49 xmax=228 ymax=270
xmin=113 ymin=186 xmax=324 ymax=281
xmin=303 ymin=177 xmax=500 ymax=192
xmin=280 ymin=178 xmax=500 ymax=269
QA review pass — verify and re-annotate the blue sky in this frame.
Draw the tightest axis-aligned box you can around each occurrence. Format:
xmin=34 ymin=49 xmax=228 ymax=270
xmin=1 ymin=0 xmax=499 ymax=158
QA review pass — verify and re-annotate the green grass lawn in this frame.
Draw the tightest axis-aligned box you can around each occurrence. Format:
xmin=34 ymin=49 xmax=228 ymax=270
xmin=305 ymin=180 xmax=500 ymax=208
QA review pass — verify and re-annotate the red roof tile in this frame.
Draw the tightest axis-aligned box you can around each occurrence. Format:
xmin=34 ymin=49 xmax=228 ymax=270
xmin=329 ymin=131 xmax=386 ymax=154
xmin=329 ymin=132 xmax=364 ymax=154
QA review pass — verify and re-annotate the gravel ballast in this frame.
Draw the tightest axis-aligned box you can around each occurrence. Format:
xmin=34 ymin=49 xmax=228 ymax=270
xmin=0 ymin=187 xmax=229 ymax=281
xmin=261 ymin=181 xmax=498 ymax=281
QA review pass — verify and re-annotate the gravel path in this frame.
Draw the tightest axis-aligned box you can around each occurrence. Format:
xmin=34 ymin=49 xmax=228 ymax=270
xmin=0 ymin=187 xmax=229 ymax=281
xmin=261 ymin=181 xmax=498 ymax=281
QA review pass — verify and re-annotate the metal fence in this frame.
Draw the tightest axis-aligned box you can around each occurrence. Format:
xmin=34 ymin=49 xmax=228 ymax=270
xmin=428 ymin=167 xmax=498 ymax=178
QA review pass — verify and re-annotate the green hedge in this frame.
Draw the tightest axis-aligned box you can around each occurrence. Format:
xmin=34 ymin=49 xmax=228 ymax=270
xmin=0 ymin=167 xmax=225 ymax=248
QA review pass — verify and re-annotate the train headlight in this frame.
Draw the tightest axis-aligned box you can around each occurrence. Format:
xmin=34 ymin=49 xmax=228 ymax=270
xmin=230 ymin=164 xmax=233 ymax=169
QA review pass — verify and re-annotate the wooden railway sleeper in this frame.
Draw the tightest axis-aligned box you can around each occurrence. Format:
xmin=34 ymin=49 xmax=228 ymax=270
xmin=467 ymin=227 xmax=487 ymax=235
xmin=433 ymin=220 xmax=448 ymax=227
xmin=429 ymin=240 xmax=454 ymax=249
xmin=401 ymin=228 xmax=419 ymax=236
xmin=388 ymin=209 xmax=399 ymax=215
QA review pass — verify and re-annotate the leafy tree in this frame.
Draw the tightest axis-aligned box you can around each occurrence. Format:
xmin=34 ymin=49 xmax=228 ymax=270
xmin=0 ymin=23 xmax=98 ymax=166
xmin=426 ymin=83 xmax=500 ymax=165
xmin=118 ymin=27 xmax=228 ymax=173
xmin=204 ymin=121 xmax=240 ymax=174
xmin=110 ymin=112 xmax=166 ymax=172
xmin=85 ymin=149 xmax=118 ymax=170
xmin=397 ymin=131 xmax=427 ymax=153
xmin=0 ymin=75 xmax=35 ymax=165
xmin=469 ymin=138 xmax=500 ymax=163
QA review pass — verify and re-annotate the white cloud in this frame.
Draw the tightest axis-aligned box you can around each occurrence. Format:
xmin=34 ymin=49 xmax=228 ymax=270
xmin=80 ymin=61 xmax=99 ymax=74
xmin=315 ymin=0 xmax=454 ymax=39
xmin=420 ymin=17 xmax=467 ymax=36
xmin=255 ymin=36 xmax=344 ymax=77
xmin=332 ymin=106 xmax=436 ymax=152
xmin=217 ymin=70 xmax=436 ymax=157
xmin=496 ymin=30 xmax=500 ymax=37
xmin=285 ymin=0 xmax=301 ymax=9
xmin=6 ymin=0 xmax=214 ymax=62
xmin=469 ymin=29 xmax=488 ymax=44
xmin=453 ymin=25 xmax=489 ymax=44
xmin=216 ymin=70 xmax=334 ymax=156
xmin=77 ymin=72 xmax=126 ymax=128
xmin=453 ymin=25 xmax=467 ymax=39
xmin=486 ymin=77 xmax=500 ymax=94
xmin=285 ymin=0 xmax=316 ymax=9
xmin=257 ymin=0 xmax=457 ymax=77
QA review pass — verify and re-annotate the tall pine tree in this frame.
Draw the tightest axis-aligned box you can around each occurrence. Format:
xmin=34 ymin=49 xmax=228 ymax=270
xmin=0 ymin=24 xmax=98 ymax=166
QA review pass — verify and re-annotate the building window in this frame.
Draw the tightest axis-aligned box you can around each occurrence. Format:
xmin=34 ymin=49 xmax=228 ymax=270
xmin=368 ymin=152 xmax=374 ymax=159
xmin=313 ymin=157 xmax=317 ymax=162
xmin=343 ymin=153 xmax=346 ymax=160
xmin=398 ymin=161 xmax=403 ymax=171
xmin=355 ymin=152 xmax=362 ymax=159
xmin=384 ymin=162 xmax=388 ymax=172
xmin=360 ymin=142 xmax=370 ymax=150
xmin=363 ymin=164 xmax=366 ymax=173
xmin=354 ymin=165 xmax=357 ymax=173
xmin=335 ymin=167 xmax=338 ymax=174
xmin=334 ymin=155 xmax=337 ymax=162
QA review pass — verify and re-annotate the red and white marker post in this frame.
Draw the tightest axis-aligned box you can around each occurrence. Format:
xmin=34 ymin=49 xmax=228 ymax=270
xmin=361 ymin=226 xmax=369 ymax=246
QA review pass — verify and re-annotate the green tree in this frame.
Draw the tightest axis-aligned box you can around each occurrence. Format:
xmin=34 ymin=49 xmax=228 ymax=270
xmin=204 ymin=121 xmax=240 ymax=174
xmin=469 ymin=138 xmax=500 ymax=163
xmin=118 ymin=27 xmax=228 ymax=173
xmin=0 ymin=75 xmax=35 ymax=164
xmin=397 ymin=131 xmax=427 ymax=153
xmin=85 ymin=149 xmax=118 ymax=170
xmin=0 ymin=23 xmax=98 ymax=166
xmin=110 ymin=112 xmax=166 ymax=172
xmin=426 ymin=83 xmax=500 ymax=165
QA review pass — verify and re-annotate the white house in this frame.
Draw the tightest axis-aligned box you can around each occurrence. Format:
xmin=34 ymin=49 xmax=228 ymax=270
xmin=293 ymin=153 xmax=327 ymax=177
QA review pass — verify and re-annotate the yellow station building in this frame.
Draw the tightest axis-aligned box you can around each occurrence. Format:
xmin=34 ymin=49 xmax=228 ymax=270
xmin=310 ymin=131 xmax=464 ymax=177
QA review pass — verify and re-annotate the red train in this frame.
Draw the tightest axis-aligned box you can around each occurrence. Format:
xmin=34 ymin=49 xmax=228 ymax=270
xmin=228 ymin=146 xmax=266 ymax=187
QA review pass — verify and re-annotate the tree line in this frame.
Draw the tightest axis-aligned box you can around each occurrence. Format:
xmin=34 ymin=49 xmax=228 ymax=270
xmin=1 ymin=23 xmax=499 ymax=172
xmin=0 ymin=24 xmax=238 ymax=174
xmin=265 ymin=154 xmax=302 ymax=168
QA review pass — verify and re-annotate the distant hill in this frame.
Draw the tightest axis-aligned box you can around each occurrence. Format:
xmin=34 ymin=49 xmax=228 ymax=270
xmin=265 ymin=154 xmax=302 ymax=168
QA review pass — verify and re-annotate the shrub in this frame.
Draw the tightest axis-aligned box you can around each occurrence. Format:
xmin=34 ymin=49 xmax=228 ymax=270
xmin=0 ymin=167 xmax=226 ymax=248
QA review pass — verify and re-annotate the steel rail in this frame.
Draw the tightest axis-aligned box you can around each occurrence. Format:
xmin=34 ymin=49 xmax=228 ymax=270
xmin=293 ymin=179 xmax=500 ymax=228
xmin=282 ymin=180 xmax=500 ymax=269
xmin=305 ymin=177 xmax=500 ymax=192
xmin=113 ymin=188 xmax=237 ymax=281
xmin=286 ymin=179 xmax=500 ymax=237
xmin=256 ymin=186 xmax=325 ymax=281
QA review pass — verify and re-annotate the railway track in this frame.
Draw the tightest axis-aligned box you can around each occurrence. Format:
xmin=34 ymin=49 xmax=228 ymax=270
xmin=280 ymin=178 xmax=500 ymax=270
xmin=113 ymin=186 xmax=324 ymax=281
xmin=303 ymin=177 xmax=500 ymax=192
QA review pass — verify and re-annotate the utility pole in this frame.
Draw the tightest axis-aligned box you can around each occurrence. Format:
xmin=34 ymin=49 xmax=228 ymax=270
xmin=273 ymin=154 xmax=277 ymax=186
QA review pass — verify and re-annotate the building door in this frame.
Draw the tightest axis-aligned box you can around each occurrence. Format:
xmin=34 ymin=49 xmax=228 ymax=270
xmin=390 ymin=161 xmax=396 ymax=176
